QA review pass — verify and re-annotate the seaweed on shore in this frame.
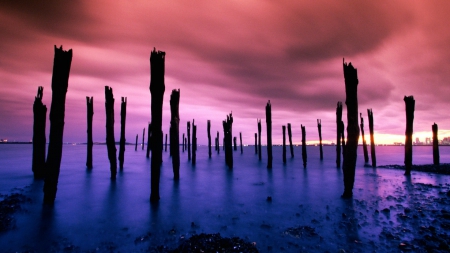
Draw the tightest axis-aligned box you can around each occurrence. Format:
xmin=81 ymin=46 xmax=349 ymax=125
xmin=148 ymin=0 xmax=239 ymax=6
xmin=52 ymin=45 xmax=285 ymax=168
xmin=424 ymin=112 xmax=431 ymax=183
xmin=378 ymin=163 xmax=450 ymax=175
xmin=0 ymin=193 xmax=30 ymax=232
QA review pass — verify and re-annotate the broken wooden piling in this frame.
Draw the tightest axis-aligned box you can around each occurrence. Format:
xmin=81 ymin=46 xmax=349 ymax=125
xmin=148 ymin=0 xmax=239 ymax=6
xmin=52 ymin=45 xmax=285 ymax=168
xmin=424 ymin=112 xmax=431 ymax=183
xmin=170 ymin=89 xmax=180 ymax=179
xmin=223 ymin=113 xmax=233 ymax=169
xmin=187 ymin=121 xmax=191 ymax=161
xmin=208 ymin=120 xmax=212 ymax=158
xmin=142 ymin=128 xmax=145 ymax=150
xmin=86 ymin=96 xmax=93 ymax=169
xmin=135 ymin=134 xmax=138 ymax=151
xmin=118 ymin=97 xmax=127 ymax=170
xmin=404 ymin=96 xmax=415 ymax=176
xmin=258 ymin=119 xmax=262 ymax=161
xmin=165 ymin=133 xmax=168 ymax=152
xmin=146 ymin=123 xmax=152 ymax=158
xmin=432 ymin=123 xmax=439 ymax=165
xmin=336 ymin=102 xmax=343 ymax=168
xmin=254 ymin=133 xmax=257 ymax=154
xmin=360 ymin=113 xmax=369 ymax=164
xmin=43 ymin=46 xmax=72 ymax=204
xmin=182 ymin=133 xmax=185 ymax=152
xmin=282 ymin=125 xmax=286 ymax=164
xmin=192 ymin=120 xmax=197 ymax=165
xmin=367 ymin=109 xmax=376 ymax=168
xmin=233 ymin=137 xmax=237 ymax=151
xmin=217 ymin=131 xmax=220 ymax=154
xmin=149 ymin=48 xmax=165 ymax=202
xmin=266 ymin=101 xmax=272 ymax=169
xmin=341 ymin=59 xmax=360 ymax=198
xmin=301 ymin=125 xmax=307 ymax=168
xmin=317 ymin=120 xmax=323 ymax=161
xmin=240 ymin=132 xmax=243 ymax=154
xmin=104 ymin=86 xmax=117 ymax=180
xmin=288 ymin=123 xmax=294 ymax=158
xmin=32 ymin=86 xmax=47 ymax=178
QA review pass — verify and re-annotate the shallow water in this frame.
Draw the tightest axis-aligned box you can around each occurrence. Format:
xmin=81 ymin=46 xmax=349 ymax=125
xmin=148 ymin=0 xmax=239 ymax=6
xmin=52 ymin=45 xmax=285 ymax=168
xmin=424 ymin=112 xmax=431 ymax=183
xmin=0 ymin=144 xmax=450 ymax=252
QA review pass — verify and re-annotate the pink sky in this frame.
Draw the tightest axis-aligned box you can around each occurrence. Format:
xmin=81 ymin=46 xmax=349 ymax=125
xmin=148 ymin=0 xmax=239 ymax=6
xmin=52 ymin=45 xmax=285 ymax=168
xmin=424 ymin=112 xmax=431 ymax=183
xmin=1 ymin=1 xmax=450 ymax=145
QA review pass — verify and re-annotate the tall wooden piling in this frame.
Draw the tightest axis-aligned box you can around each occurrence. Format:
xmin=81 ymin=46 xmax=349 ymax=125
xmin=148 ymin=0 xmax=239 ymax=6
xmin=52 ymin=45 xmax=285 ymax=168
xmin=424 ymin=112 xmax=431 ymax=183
xmin=187 ymin=121 xmax=191 ymax=161
xmin=207 ymin=120 xmax=212 ymax=158
xmin=301 ymin=125 xmax=307 ymax=168
xmin=336 ymin=102 xmax=343 ymax=168
xmin=233 ymin=137 xmax=237 ymax=151
xmin=288 ymin=123 xmax=294 ymax=158
xmin=142 ymin=128 xmax=145 ymax=150
xmin=85 ymin=96 xmax=93 ymax=169
xmin=182 ymin=133 xmax=185 ymax=152
xmin=32 ymin=86 xmax=47 ymax=178
xmin=341 ymin=60 xmax=360 ymax=198
xmin=258 ymin=119 xmax=262 ymax=161
xmin=432 ymin=123 xmax=439 ymax=165
xmin=317 ymin=120 xmax=323 ymax=161
xmin=282 ymin=125 xmax=286 ymax=164
xmin=104 ymin=86 xmax=117 ymax=180
xmin=118 ymin=97 xmax=127 ymax=170
xmin=170 ymin=89 xmax=180 ymax=179
xmin=404 ymin=96 xmax=415 ymax=176
xmin=266 ymin=101 xmax=272 ymax=169
xmin=223 ymin=113 xmax=233 ymax=169
xmin=192 ymin=120 xmax=197 ymax=165
xmin=165 ymin=133 xmax=168 ymax=152
xmin=43 ymin=46 xmax=72 ymax=205
xmin=217 ymin=131 xmax=220 ymax=154
xmin=360 ymin=113 xmax=369 ymax=164
xmin=367 ymin=109 xmax=376 ymax=168
xmin=149 ymin=48 xmax=165 ymax=202
xmin=240 ymin=132 xmax=243 ymax=154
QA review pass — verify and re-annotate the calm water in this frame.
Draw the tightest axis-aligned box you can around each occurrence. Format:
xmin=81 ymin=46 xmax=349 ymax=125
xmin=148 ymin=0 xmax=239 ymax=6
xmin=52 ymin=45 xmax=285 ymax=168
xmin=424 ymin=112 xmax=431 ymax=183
xmin=0 ymin=144 xmax=449 ymax=252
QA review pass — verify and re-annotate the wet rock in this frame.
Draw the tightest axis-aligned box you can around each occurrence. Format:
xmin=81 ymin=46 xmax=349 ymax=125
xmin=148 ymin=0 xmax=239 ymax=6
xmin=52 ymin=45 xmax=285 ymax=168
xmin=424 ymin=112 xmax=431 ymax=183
xmin=266 ymin=196 xmax=272 ymax=202
xmin=134 ymin=232 xmax=152 ymax=244
xmin=170 ymin=233 xmax=259 ymax=252
xmin=283 ymin=226 xmax=318 ymax=238
xmin=0 ymin=192 xmax=30 ymax=232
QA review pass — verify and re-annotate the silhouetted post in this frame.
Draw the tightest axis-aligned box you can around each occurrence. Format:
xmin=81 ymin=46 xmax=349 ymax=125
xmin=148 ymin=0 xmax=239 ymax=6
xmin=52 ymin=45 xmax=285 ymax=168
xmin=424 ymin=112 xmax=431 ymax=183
xmin=32 ymin=86 xmax=47 ymax=178
xmin=223 ymin=113 xmax=233 ymax=169
xmin=336 ymin=102 xmax=343 ymax=168
xmin=192 ymin=120 xmax=197 ymax=165
xmin=142 ymin=128 xmax=145 ymax=150
xmin=165 ymin=133 xmax=168 ymax=152
xmin=341 ymin=60 xmax=360 ymax=198
xmin=360 ymin=113 xmax=369 ymax=164
xmin=317 ymin=120 xmax=323 ymax=161
xmin=288 ymin=123 xmax=294 ymax=158
xmin=432 ymin=123 xmax=439 ymax=165
xmin=233 ymin=137 xmax=237 ymax=151
xmin=207 ymin=120 xmax=212 ymax=158
xmin=340 ymin=121 xmax=346 ymax=156
xmin=43 ymin=46 xmax=72 ymax=205
xmin=301 ymin=125 xmax=307 ymax=168
xmin=404 ymin=96 xmax=415 ymax=175
xmin=254 ymin=133 xmax=257 ymax=154
xmin=118 ymin=97 xmax=127 ymax=170
xmin=258 ymin=119 xmax=262 ymax=161
xmin=217 ymin=131 xmax=220 ymax=154
xmin=104 ymin=86 xmax=117 ymax=180
xmin=239 ymin=132 xmax=243 ymax=154
xmin=146 ymin=123 xmax=152 ymax=158
xmin=170 ymin=89 xmax=180 ymax=179
xmin=367 ymin=109 xmax=376 ymax=168
xmin=282 ymin=125 xmax=286 ymax=164
xmin=182 ymin=133 xmax=185 ymax=152
xmin=223 ymin=137 xmax=225 ymax=151
xmin=149 ymin=48 xmax=165 ymax=202
xmin=187 ymin=121 xmax=191 ymax=161
xmin=85 ymin=96 xmax=93 ymax=169
xmin=135 ymin=134 xmax=138 ymax=151
xmin=266 ymin=101 xmax=272 ymax=169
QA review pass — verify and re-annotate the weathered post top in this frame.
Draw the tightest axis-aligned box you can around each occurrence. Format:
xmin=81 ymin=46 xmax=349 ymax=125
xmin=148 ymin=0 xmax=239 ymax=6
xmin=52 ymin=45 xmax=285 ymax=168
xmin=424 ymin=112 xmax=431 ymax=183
xmin=150 ymin=48 xmax=166 ymax=92
xmin=265 ymin=100 xmax=271 ymax=122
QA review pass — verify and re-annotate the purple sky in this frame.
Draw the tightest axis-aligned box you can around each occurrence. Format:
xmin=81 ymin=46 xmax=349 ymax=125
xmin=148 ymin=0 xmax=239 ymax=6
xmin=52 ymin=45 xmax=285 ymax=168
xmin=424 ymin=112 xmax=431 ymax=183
xmin=1 ymin=1 xmax=450 ymax=145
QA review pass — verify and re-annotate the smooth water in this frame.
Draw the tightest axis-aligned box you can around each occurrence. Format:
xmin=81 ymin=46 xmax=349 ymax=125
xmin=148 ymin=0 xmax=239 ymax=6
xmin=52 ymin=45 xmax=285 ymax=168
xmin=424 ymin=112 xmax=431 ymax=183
xmin=0 ymin=144 xmax=449 ymax=252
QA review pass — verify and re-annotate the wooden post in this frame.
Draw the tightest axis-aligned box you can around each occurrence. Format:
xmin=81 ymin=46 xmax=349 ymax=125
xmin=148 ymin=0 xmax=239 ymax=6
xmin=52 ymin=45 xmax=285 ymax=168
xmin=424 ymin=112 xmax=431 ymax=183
xmin=187 ymin=121 xmax=191 ymax=161
xmin=149 ymin=48 xmax=165 ymax=202
xmin=288 ymin=123 xmax=294 ymax=158
xmin=233 ymin=137 xmax=237 ymax=151
xmin=336 ymin=102 xmax=343 ymax=168
xmin=104 ymin=86 xmax=117 ymax=180
xmin=432 ymin=123 xmax=439 ymax=165
xmin=404 ymin=96 xmax=415 ymax=175
xmin=170 ymin=89 xmax=180 ymax=179
xmin=254 ymin=133 xmax=257 ymax=154
xmin=317 ymin=120 xmax=323 ymax=161
xmin=367 ymin=109 xmax=376 ymax=168
xmin=360 ymin=113 xmax=369 ymax=164
xmin=266 ymin=101 xmax=272 ymax=169
xmin=223 ymin=113 xmax=233 ymax=168
xmin=301 ymin=124 xmax=307 ymax=168
xmin=223 ymin=137 xmax=225 ymax=151
xmin=239 ymin=132 xmax=243 ymax=154
xmin=43 ymin=46 xmax=72 ymax=204
xmin=85 ymin=96 xmax=93 ymax=169
xmin=207 ymin=120 xmax=212 ymax=158
xmin=32 ymin=86 xmax=47 ymax=178
xmin=192 ymin=120 xmax=197 ymax=165
xmin=341 ymin=59 xmax=360 ymax=198
xmin=258 ymin=119 xmax=262 ymax=161
xmin=340 ymin=120 xmax=346 ymax=157
xmin=282 ymin=125 xmax=286 ymax=164
xmin=217 ymin=131 xmax=220 ymax=154
xmin=165 ymin=133 xmax=168 ymax=152
xmin=142 ymin=128 xmax=145 ymax=150
xmin=118 ymin=97 xmax=127 ymax=170
xmin=182 ymin=133 xmax=185 ymax=152
xmin=146 ymin=123 xmax=152 ymax=158
xmin=135 ymin=134 xmax=138 ymax=151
